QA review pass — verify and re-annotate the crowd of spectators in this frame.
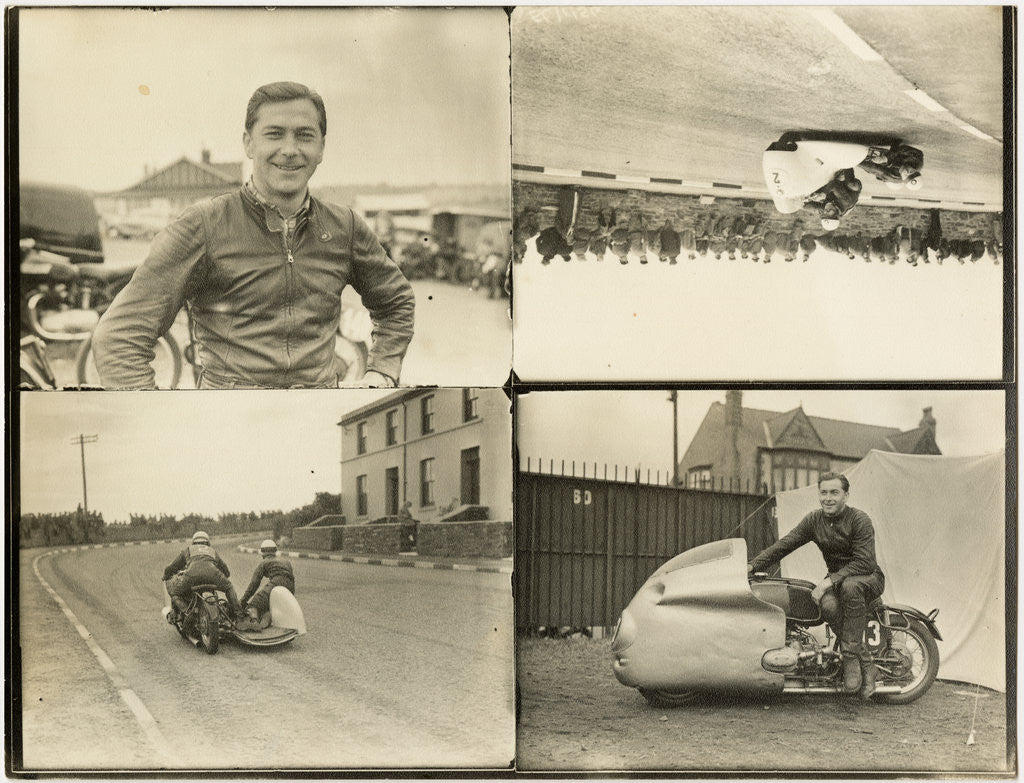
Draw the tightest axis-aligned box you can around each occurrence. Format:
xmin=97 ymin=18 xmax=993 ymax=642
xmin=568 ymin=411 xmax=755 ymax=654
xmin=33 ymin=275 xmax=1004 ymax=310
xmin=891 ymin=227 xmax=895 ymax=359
xmin=513 ymin=204 xmax=1002 ymax=267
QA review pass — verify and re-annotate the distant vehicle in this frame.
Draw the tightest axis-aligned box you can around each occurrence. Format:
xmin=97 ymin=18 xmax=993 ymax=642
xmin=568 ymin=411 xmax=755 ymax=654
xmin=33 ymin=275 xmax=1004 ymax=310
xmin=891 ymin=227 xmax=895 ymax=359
xmin=19 ymin=181 xmax=104 ymax=264
xmin=430 ymin=206 xmax=511 ymax=283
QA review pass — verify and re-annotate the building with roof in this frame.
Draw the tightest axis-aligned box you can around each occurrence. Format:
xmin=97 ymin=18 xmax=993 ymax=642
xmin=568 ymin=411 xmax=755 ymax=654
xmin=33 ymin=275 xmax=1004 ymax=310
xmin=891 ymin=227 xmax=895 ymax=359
xmin=95 ymin=150 xmax=245 ymax=232
xmin=678 ymin=392 xmax=941 ymax=494
xmin=337 ymin=388 xmax=512 ymax=524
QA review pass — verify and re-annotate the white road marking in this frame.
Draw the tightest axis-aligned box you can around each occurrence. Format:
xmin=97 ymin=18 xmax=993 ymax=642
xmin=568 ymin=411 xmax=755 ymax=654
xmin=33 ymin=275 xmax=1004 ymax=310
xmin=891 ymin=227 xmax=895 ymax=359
xmin=808 ymin=9 xmax=883 ymax=61
xmin=904 ymin=88 xmax=947 ymax=113
xmin=544 ymin=167 xmax=584 ymax=178
xmin=960 ymin=123 xmax=998 ymax=143
xmin=32 ymin=551 xmax=176 ymax=766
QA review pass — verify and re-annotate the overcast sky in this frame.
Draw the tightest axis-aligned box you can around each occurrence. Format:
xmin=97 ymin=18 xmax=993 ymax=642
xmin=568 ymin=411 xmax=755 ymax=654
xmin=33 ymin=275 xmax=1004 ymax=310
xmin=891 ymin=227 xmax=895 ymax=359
xmin=516 ymin=389 xmax=1007 ymax=479
xmin=17 ymin=7 xmax=510 ymax=192
xmin=19 ymin=390 xmax=390 ymax=524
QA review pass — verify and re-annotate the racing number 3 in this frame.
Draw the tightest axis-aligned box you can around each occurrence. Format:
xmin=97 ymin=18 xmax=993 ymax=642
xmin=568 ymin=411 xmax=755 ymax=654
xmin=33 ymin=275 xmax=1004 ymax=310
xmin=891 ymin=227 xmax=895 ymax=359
xmin=573 ymin=489 xmax=593 ymax=506
xmin=865 ymin=620 xmax=882 ymax=648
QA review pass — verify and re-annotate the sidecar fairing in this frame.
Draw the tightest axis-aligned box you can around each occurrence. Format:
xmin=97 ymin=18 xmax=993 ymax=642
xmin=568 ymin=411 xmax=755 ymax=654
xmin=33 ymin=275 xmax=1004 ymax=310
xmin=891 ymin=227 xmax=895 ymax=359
xmin=611 ymin=538 xmax=786 ymax=695
xmin=762 ymin=139 xmax=872 ymax=214
xmin=229 ymin=586 xmax=306 ymax=648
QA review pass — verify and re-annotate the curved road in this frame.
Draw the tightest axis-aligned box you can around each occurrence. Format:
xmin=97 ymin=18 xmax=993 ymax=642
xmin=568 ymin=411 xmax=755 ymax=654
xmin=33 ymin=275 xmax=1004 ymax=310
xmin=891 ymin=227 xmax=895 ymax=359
xmin=17 ymin=542 xmax=514 ymax=771
xmin=512 ymin=6 xmax=1004 ymax=207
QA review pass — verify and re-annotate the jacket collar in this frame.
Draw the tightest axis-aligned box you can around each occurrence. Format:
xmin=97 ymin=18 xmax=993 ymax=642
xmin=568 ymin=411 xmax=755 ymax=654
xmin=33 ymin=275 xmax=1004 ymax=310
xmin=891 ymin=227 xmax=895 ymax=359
xmin=240 ymin=180 xmax=332 ymax=242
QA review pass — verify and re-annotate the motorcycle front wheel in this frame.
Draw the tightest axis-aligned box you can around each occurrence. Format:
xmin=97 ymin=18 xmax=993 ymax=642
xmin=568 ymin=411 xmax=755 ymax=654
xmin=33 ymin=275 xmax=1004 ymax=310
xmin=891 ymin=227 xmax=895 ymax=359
xmin=639 ymin=688 xmax=699 ymax=708
xmin=198 ymin=605 xmax=220 ymax=655
xmin=335 ymin=334 xmax=368 ymax=384
xmin=75 ymin=332 xmax=183 ymax=389
xmin=875 ymin=618 xmax=939 ymax=704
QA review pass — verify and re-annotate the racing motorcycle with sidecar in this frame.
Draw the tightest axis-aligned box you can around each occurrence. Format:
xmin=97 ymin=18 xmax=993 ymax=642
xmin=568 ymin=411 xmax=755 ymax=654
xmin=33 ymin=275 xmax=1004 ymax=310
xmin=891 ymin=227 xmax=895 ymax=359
xmin=611 ymin=538 xmax=940 ymax=707
xmin=762 ymin=133 xmax=924 ymax=223
xmin=163 ymin=583 xmax=307 ymax=654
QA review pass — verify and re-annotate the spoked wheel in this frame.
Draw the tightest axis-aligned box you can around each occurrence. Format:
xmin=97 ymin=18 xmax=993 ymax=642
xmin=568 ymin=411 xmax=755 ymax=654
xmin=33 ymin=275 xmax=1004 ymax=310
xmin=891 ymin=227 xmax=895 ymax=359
xmin=198 ymin=605 xmax=220 ymax=655
xmin=874 ymin=619 xmax=939 ymax=704
xmin=75 ymin=331 xmax=183 ymax=389
xmin=335 ymin=335 xmax=368 ymax=384
xmin=639 ymin=688 xmax=700 ymax=708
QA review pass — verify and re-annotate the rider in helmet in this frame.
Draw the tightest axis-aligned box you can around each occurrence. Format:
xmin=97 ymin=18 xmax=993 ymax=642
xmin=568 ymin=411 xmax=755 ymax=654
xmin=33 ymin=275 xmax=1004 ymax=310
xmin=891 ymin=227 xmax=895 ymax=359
xmin=805 ymin=169 xmax=862 ymax=230
xmin=238 ymin=539 xmax=296 ymax=631
xmin=163 ymin=531 xmax=245 ymax=623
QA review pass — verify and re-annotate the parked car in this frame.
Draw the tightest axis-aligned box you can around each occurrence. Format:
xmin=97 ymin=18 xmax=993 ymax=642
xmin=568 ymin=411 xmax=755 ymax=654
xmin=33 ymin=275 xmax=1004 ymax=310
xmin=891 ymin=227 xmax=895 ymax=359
xmin=20 ymin=181 xmax=104 ymax=264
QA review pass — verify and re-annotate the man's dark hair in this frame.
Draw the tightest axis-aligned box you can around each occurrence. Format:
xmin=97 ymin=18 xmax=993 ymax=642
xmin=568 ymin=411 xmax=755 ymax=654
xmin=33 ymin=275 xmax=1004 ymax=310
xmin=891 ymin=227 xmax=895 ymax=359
xmin=245 ymin=81 xmax=327 ymax=137
xmin=818 ymin=471 xmax=850 ymax=492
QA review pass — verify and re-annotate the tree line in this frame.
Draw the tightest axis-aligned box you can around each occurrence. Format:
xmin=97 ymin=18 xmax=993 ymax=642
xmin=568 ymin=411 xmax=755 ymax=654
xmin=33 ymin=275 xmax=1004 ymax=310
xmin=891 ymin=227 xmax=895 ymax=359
xmin=18 ymin=492 xmax=341 ymax=549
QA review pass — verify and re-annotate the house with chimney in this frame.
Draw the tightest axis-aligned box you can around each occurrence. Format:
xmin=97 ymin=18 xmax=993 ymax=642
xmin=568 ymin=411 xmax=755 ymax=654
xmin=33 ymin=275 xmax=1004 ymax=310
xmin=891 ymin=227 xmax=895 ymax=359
xmin=95 ymin=149 xmax=245 ymax=235
xmin=678 ymin=392 xmax=941 ymax=494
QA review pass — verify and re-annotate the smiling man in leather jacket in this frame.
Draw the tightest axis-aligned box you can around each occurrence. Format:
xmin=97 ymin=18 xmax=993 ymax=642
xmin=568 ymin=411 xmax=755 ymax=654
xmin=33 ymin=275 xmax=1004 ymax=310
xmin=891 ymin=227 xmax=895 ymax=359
xmin=747 ymin=472 xmax=885 ymax=701
xmin=92 ymin=81 xmax=415 ymax=390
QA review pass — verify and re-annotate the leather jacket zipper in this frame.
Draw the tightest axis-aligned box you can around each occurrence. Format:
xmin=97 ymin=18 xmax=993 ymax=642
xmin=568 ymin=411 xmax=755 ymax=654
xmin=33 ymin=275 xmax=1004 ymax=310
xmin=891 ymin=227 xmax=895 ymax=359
xmin=283 ymin=233 xmax=295 ymax=375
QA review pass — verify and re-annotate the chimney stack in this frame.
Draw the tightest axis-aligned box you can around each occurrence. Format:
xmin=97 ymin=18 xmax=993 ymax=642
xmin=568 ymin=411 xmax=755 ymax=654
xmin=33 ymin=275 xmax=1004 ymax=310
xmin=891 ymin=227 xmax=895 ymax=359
xmin=201 ymin=148 xmax=211 ymax=165
xmin=920 ymin=406 xmax=936 ymax=436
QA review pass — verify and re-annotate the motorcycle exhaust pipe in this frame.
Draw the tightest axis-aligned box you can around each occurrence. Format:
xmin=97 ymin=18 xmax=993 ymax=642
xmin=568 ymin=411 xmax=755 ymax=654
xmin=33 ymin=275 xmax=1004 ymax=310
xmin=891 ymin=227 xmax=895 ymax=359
xmin=782 ymin=684 xmax=903 ymax=694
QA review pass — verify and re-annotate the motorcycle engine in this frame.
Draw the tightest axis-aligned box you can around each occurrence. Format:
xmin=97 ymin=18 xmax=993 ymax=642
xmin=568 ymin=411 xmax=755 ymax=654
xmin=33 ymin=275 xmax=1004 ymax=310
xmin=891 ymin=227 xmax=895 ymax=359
xmin=761 ymin=630 xmax=838 ymax=677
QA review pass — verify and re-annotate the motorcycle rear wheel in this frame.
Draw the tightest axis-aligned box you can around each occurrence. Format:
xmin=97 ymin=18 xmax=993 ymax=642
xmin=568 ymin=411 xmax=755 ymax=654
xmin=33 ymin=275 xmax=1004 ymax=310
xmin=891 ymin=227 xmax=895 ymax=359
xmin=639 ymin=688 xmax=699 ymax=708
xmin=875 ymin=619 xmax=939 ymax=704
xmin=198 ymin=606 xmax=220 ymax=655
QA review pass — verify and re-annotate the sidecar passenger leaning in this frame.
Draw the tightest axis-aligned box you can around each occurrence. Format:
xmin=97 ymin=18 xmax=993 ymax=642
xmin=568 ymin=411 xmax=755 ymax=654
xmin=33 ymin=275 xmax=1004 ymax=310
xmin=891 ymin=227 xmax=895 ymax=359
xmin=238 ymin=539 xmax=295 ymax=630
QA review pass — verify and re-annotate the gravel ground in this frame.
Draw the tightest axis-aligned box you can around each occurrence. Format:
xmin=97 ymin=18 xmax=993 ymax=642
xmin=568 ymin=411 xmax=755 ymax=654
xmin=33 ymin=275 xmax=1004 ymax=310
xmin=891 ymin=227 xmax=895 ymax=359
xmin=516 ymin=637 xmax=1013 ymax=774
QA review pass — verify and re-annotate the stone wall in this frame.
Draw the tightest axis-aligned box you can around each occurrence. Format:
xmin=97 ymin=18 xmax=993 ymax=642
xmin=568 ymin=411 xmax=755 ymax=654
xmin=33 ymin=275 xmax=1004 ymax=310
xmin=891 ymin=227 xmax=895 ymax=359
xmin=514 ymin=181 xmax=999 ymax=240
xmin=418 ymin=520 xmax=513 ymax=559
xmin=292 ymin=525 xmax=345 ymax=551
xmin=343 ymin=523 xmax=402 ymax=556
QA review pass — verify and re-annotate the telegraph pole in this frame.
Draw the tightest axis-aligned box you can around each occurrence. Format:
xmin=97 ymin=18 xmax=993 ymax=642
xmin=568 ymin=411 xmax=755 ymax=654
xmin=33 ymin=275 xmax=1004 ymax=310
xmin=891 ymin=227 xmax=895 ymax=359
xmin=70 ymin=434 xmax=98 ymax=513
xmin=669 ymin=391 xmax=679 ymax=486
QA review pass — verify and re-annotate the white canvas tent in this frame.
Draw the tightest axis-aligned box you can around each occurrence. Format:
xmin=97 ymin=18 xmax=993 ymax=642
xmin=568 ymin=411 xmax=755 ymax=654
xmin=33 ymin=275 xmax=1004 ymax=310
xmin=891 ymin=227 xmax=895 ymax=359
xmin=773 ymin=450 xmax=1006 ymax=692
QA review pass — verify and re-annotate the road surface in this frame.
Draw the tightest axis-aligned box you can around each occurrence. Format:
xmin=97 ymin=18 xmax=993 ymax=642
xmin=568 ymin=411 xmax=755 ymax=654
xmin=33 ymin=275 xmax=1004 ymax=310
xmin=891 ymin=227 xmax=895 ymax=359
xmin=16 ymin=542 xmax=515 ymax=771
xmin=512 ymin=6 xmax=1004 ymax=207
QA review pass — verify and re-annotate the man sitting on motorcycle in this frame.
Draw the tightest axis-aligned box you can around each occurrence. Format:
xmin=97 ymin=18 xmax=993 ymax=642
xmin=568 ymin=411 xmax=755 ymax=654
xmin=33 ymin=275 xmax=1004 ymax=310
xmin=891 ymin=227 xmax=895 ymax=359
xmin=163 ymin=531 xmax=245 ymax=624
xmin=238 ymin=539 xmax=296 ymax=631
xmin=747 ymin=472 xmax=885 ymax=700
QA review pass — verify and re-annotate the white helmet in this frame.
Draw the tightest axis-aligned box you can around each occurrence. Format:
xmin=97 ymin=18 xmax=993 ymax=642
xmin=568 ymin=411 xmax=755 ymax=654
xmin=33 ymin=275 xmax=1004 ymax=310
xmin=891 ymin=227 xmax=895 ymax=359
xmin=260 ymin=539 xmax=278 ymax=556
xmin=192 ymin=531 xmax=210 ymax=545
xmin=820 ymin=218 xmax=840 ymax=232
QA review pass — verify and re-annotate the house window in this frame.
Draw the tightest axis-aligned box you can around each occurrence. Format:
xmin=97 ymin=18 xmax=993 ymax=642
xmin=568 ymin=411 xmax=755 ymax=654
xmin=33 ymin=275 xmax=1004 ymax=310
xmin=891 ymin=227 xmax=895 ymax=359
xmin=357 ymin=421 xmax=367 ymax=455
xmin=420 ymin=458 xmax=435 ymax=506
xmin=421 ymin=395 xmax=435 ymax=435
xmin=463 ymin=388 xmax=479 ymax=422
xmin=784 ymin=467 xmax=796 ymax=491
xmin=460 ymin=447 xmax=480 ymax=505
xmin=356 ymin=474 xmax=368 ymax=517
xmin=773 ymin=468 xmax=783 ymax=493
xmin=688 ymin=468 xmax=711 ymax=489
xmin=386 ymin=410 xmax=398 ymax=446
xmin=809 ymin=468 xmax=820 ymax=487
xmin=797 ymin=468 xmax=809 ymax=488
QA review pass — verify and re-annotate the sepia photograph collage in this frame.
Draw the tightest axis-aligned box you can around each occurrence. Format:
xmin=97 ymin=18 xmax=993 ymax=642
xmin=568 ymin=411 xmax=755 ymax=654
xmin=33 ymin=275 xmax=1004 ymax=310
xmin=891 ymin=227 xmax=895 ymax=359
xmin=7 ymin=5 xmax=1015 ymax=777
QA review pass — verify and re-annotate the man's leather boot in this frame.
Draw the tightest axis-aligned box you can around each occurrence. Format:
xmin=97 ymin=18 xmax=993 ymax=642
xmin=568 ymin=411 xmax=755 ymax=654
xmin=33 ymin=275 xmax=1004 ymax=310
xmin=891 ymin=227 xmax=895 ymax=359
xmin=859 ymin=649 xmax=878 ymax=701
xmin=842 ymin=651 xmax=862 ymax=693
